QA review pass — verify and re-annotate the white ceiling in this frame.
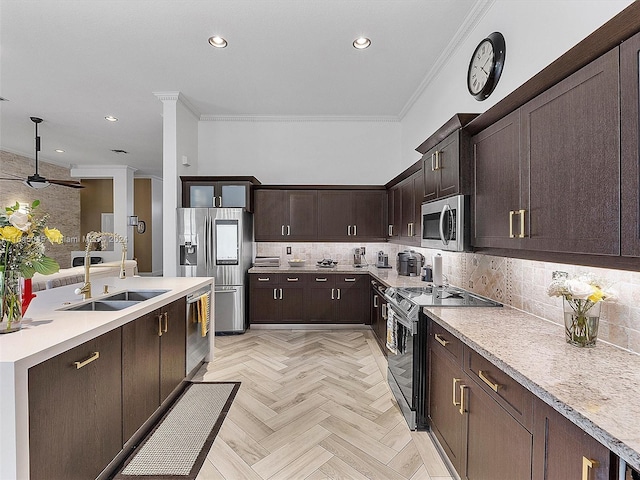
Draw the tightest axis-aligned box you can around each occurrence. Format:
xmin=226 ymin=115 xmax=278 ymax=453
xmin=0 ymin=0 xmax=481 ymax=177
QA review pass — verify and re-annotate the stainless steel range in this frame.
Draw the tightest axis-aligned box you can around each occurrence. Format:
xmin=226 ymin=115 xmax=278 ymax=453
xmin=384 ymin=285 xmax=501 ymax=430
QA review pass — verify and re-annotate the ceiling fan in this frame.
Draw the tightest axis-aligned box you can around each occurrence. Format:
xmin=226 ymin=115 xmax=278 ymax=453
xmin=0 ymin=117 xmax=84 ymax=189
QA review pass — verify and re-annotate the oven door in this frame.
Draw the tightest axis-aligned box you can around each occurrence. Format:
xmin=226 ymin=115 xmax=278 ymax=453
xmin=387 ymin=308 xmax=417 ymax=429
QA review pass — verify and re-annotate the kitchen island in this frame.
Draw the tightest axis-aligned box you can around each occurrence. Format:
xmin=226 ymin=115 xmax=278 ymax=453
xmin=0 ymin=276 xmax=214 ymax=480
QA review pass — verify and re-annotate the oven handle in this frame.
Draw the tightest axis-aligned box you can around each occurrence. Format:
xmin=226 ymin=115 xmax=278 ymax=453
xmin=439 ymin=204 xmax=451 ymax=245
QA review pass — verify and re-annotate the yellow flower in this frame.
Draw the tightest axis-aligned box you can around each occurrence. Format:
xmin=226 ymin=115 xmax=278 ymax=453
xmin=0 ymin=225 xmax=25 ymax=243
xmin=588 ymin=288 xmax=604 ymax=303
xmin=44 ymin=227 xmax=64 ymax=244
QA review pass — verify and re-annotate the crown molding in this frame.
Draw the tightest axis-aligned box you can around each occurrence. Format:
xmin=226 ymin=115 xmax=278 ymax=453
xmin=153 ymin=91 xmax=201 ymax=118
xmin=199 ymin=114 xmax=399 ymax=123
xmin=398 ymin=0 xmax=495 ymax=120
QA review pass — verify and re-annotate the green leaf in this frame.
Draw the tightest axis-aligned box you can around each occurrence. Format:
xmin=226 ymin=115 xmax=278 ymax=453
xmin=31 ymin=200 xmax=40 ymax=208
xmin=32 ymin=256 xmax=60 ymax=276
xmin=20 ymin=265 xmax=36 ymax=279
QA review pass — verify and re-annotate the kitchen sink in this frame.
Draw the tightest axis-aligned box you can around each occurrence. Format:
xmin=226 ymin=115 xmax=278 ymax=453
xmin=103 ymin=289 xmax=169 ymax=301
xmin=63 ymin=300 xmax=141 ymax=311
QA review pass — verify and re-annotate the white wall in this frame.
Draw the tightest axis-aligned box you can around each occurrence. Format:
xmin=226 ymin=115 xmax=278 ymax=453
xmin=400 ymin=0 xmax=633 ymax=170
xmin=198 ymin=119 xmax=401 ymax=185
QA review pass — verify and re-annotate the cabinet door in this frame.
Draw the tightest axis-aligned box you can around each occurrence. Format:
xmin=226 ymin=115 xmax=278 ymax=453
xmin=413 ymin=172 xmax=424 ymax=243
xmin=422 ymin=148 xmax=439 ymax=203
xmin=249 ymin=276 xmax=281 ymax=323
xmin=465 ymin=377 xmax=533 ymax=480
xmin=353 ymin=190 xmax=386 ymax=240
xmin=621 ymin=31 xmax=640 ymax=257
xmin=29 ymin=329 xmax=123 ymax=480
xmin=220 ymin=183 xmax=249 ymax=209
xmin=389 ymin=185 xmax=401 ymax=239
xmin=521 ymin=48 xmax=620 ymax=255
xmin=280 ymin=276 xmax=306 ymax=322
xmin=254 ymin=190 xmax=286 ymax=241
xmin=160 ymin=297 xmax=187 ymax=403
xmin=306 ymin=275 xmax=336 ymax=322
xmin=473 ymin=110 xmax=522 ymax=249
xmin=335 ymin=276 xmax=368 ymax=323
xmin=400 ymin=177 xmax=415 ymax=240
xmin=532 ymin=399 xmax=610 ymax=480
xmin=428 ymin=345 xmax=466 ymax=476
xmin=437 ymin=132 xmax=461 ymax=199
xmin=318 ymin=191 xmax=353 ymax=240
xmin=287 ymin=190 xmax=318 ymax=240
xmin=122 ymin=309 xmax=161 ymax=441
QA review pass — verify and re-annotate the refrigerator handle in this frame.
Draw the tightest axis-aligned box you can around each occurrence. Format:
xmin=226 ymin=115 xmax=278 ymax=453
xmin=205 ymin=215 xmax=210 ymax=270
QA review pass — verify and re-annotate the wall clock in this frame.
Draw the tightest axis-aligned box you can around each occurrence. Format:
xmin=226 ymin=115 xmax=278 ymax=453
xmin=467 ymin=32 xmax=506 ymax=101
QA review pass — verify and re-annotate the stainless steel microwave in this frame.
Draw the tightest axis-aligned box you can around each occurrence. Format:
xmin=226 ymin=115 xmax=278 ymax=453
xmin=421 ymin=195 xmax=470 ymax=251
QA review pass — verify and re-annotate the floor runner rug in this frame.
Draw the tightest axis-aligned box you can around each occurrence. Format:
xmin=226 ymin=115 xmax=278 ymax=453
xmin=113 ymin=381 xmax=240 ymax=479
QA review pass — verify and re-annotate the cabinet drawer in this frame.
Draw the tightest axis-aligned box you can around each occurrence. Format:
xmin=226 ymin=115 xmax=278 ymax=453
xmin=309 ymin=274 xmax=335 ymax=287
xmin=464 ymin=348 xmax=533 ymax=430
xmin=250 ymin=274 xmax=281 ymax=286
xmin=281 ymin=274 xmax=307 ymax=285
xmin=430 ymin=321 xmax=463 ymax=363
xmin=335 ymin=274 xmax=367 ymax=288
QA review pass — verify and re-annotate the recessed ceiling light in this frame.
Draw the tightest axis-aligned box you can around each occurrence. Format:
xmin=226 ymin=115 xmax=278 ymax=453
xmin=55 ymin=149 xmax=65 ymax=153
xmin=208 ymin=36 xmax=228 ymax=48
xmin=353 ymin=37 xmax=371 ymax=49
xmin=105 ymin=115 xmax=118 ymax=122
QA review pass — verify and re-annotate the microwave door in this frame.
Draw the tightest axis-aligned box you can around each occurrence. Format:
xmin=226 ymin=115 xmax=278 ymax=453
xmin=439 ymin=204 xmax=450 ymax=245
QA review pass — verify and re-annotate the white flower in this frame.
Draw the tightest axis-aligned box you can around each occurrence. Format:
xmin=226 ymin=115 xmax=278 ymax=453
xmin=566 ymin=279 xmax=595 ymax=300
xmin=8 ymin=211 xmax=31 ymax=232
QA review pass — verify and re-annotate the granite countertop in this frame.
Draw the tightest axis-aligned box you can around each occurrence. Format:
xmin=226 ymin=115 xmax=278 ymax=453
xmin=426 ymin=306 xmax=640 ymax=471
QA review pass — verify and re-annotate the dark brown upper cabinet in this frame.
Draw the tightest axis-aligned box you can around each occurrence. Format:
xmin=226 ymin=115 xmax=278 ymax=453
xmin=181 ymin=176 xmax=259 ymax=211
xmin=253 ymin=189 xmax=318 ymax=241
xmin=621 ymin=30 xmax=640 ymax=258
xmin=473 ymin=48 xmax=620 ymax=256
xmin=317 ymin=189 xmax=387 ymax=242
xmin=422 ymin=130 xmax=473 ymax=203
xmin=520 ymin=48 xmax=620 ymax=256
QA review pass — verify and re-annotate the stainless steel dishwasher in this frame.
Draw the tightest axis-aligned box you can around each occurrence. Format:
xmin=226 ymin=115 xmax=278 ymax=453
xmin=185 ymin=285 xmax=212 ymax=376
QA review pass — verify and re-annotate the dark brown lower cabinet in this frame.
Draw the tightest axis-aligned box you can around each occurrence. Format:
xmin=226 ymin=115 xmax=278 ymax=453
xmin=429 ymin=344 xmax=466 ymax=474
xmin=465 ymin=377 xmax=533 ymax=480
xmin=370 ymin=287 xmax=388 ymax=353
xmin=28 ymin=328 xmax=123 ymax=480
xmin=250 ymin=273 xmax=368 ymax=324
xmin=532 ymin=398 xmax=611 ymax=480
xmin=122 ymin=298 xmax=186 ymax=442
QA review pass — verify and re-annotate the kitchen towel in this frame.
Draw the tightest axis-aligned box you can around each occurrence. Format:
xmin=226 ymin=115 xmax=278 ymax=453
xmin=386 ymin=308 xmax=398 ymax=355
xmin=199 ymin=293 xmax=209 ymax=337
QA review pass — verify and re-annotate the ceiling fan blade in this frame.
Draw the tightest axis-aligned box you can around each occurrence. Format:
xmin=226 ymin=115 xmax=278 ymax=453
xmin=0 ymin=177 xmax=23 ymax=181
xmin=48 ymin=179 xmax=85 ymax=189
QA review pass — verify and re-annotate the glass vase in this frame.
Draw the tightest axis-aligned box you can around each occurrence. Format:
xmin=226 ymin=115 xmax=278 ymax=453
xmin=563 ymin=298 xmax=601 ymax=347
xmin=0 ymin=268 xmax=23 ymax=333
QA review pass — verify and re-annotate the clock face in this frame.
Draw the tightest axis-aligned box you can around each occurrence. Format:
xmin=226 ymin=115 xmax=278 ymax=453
xmin=468 ymin=40 xmax=495 ymax=95
xmin=467 ymin=32 xmax=506 ymax=101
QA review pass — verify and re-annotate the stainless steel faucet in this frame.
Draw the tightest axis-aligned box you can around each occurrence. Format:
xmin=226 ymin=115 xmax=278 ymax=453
xmin=76 ymin=231 xmax=127 ymax=300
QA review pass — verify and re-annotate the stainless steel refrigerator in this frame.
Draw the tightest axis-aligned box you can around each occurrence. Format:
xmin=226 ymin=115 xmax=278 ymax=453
xmin=177 ymin=208 xmax=253 ymax=334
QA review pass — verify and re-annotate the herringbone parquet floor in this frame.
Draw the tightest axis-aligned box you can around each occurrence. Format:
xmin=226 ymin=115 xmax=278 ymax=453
xmin=192 ymin=329 xmax=454 ymax=480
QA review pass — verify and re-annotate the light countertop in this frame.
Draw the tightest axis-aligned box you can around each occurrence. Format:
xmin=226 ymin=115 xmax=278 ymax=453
xmin=426 ymin=306 xmax=640 ymax=471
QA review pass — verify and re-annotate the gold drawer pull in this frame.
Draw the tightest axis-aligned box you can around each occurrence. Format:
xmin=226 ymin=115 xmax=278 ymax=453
xmin=478 ymin=370 xmax=501 ymax=392
xmin=582 ymin=457 xmax=598 ymax=480
xmin=257 ymin=277 xmax=270 ymax=282
xmin=287 ymin=277 xmax=299 ymax=282
xmin=434 ymin=333 xmax=449 ymax=347
xmin=315 ymin=278 xmax=328 ymax=282
xmin=344 ymin=278 xmax=356 ymax=282
xmin=459 ymin=384 xmax=467 ymax=415
xmin=74 ymin=351 xmax=100 ymax=369
xmin=452 ymin=378 xmax=462 ymax=407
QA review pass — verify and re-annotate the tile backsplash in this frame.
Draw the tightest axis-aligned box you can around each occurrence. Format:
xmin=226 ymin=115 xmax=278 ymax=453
xmin=256 ymin=242 xmax=640 ymax=354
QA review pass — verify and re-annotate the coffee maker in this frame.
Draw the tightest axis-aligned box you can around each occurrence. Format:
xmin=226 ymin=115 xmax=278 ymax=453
xmin=376 ymin=251 xmax=391 ymax=268
xmin=353 ymin=247 xmax=363 ymax=266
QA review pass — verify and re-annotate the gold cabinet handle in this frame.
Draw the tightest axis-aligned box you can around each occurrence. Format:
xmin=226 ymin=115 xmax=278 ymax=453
xmin=452 ymin=378 xmax=462 ymax=407
xmin=435 ymin=151 xmax=441 ymax=170
xmin=459 ymin=384 xmax=467 ymax=415
xmin=344 ymin=278 xmax=356 ymax=282
xmin=287 ymin=277 xmax=299 ymax=282
xmin=478 ymin=370 xmax=501 ymax=392
xmin=279 ymin=288 xmax=283 ymax=300
xmin=582 ymin=457 xmax=599 ymax=480
xmin=431 ymin=152 xmax=436 ymax=171
xmin=273 ymin=288 xmax=278 ymax=300
xmin=373 ymin=295 xmax=379 ymax=308
xmin=353 ymin=225 xmax=357 ymax=236
xmin=158 ymin=314 xmax=163 ymax=336
xmin=337 ymin=288 xmax=341 ymax=300
xmin=74 ymin=351 xmax=99 ymax=369
xmin=281 ymin=225 xmax=286 ymax=236
xmin=163 ymin=311 xmax=168 ymax=333
xmin=382 ymin=304 xmax=387 ymax=319
xmin=434 ymin=333 xmax=449 ymax=347
xmin=518 ymin=209 xmax=526 ymax=238
xmin=331 ymin=288 xmax=335 ymax=300
xmin=388 ymin=224 xmax=393 ymax=237
xmin=315 ymin=278 xmax=328 ymax=282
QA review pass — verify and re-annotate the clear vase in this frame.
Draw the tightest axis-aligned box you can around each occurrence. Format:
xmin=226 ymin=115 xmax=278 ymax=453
xmin=563 ymin=298 xmax=601 ymax=347
xmin=0 ymin=268 xmax=23 ymax=333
